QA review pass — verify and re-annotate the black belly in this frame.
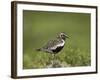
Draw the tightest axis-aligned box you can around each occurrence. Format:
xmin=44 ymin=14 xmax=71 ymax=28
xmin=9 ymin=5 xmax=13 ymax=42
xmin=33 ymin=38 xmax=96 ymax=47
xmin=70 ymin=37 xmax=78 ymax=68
xmin=52 ymin=46 xmax=64 ymax=53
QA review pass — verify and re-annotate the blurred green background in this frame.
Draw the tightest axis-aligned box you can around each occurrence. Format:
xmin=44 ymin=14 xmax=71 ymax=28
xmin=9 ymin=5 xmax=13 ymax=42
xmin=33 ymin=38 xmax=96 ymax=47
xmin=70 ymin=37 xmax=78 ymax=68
xmin=23 ymin=10 xmax=91 ymax=69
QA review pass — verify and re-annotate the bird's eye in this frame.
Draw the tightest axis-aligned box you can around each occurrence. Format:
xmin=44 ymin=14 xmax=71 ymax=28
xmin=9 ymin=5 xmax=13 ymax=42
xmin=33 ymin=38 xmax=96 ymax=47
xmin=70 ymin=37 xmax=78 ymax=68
xmin=61 ymin=35 xmax=64 ymax=37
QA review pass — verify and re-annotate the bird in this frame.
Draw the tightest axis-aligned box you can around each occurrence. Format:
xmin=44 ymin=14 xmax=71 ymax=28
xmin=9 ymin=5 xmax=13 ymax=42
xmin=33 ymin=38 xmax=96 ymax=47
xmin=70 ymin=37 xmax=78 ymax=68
xmin=36 ymin=32 xmax=69 ymax=53
xmin=36 ymin=32 xmax=69 ymax=66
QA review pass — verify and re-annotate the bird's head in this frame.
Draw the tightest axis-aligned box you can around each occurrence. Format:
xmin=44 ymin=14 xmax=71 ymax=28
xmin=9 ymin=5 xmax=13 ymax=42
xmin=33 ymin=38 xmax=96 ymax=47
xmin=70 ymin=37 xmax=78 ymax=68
xmin=57 ymin=32 xmax=69 ymax=40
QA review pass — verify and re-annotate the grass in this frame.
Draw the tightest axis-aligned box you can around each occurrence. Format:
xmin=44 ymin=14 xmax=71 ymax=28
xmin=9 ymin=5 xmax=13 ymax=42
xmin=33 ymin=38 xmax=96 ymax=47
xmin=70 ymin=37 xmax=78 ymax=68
xmin=23 ymin=45 xmax=91 ymax=69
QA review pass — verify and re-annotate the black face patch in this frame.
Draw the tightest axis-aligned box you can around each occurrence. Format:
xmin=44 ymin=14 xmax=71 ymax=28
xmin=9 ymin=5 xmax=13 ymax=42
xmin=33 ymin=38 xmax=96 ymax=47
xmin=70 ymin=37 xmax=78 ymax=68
xmin=52 ymin=46 xmax=64 ymax=53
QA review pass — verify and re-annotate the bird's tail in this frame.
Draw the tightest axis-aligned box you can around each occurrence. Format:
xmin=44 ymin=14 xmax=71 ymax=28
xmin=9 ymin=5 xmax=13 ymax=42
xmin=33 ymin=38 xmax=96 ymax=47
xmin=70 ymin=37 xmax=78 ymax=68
xmin=36 ymin=48 xmax=41 ymax=51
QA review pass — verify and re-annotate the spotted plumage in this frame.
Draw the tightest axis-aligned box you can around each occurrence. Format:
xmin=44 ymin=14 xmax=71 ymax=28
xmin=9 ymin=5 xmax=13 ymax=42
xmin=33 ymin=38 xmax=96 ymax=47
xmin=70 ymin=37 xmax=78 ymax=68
xmin=36 ymin=32 xmax=69 ymax=54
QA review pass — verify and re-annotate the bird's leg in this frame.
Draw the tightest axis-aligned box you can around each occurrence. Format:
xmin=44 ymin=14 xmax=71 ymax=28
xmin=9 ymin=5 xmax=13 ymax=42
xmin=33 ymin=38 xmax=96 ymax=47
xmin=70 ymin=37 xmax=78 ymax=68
xmin=53 ymin=54 xmax=56 ymax=61
xmin=51 ymin=54 xmax=53 ymax=65
xmin=52 ymin=54 xmax=56 ymax=67
xmin=51 ymin=54 xmax=54 ymax=66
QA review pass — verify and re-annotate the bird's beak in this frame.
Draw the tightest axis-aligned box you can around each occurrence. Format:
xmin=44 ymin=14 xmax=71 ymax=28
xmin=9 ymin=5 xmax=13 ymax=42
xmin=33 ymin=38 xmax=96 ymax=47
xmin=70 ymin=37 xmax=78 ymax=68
xmin=65 ymin=35 xmax=69 ymax=38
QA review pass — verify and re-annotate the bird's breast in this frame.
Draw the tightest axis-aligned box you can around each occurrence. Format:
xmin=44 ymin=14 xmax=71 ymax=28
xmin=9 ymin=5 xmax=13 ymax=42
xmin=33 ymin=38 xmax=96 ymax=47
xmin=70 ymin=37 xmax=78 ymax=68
xmin=52 ymin=46 xmax=64 ymax=53
xmin=51 ymin=40 xmax=65 ymax=53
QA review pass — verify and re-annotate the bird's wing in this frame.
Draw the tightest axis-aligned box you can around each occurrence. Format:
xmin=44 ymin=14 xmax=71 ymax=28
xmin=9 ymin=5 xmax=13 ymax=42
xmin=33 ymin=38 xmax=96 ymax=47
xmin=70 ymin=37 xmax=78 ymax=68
xmin=43 ymin=39 xmax=64 ymax=50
